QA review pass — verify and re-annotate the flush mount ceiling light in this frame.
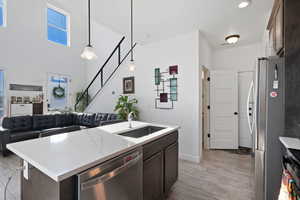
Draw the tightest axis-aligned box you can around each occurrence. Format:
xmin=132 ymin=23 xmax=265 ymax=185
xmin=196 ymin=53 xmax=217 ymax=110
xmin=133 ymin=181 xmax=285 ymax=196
xmin=81 ymin=0 xmax=97 ymax=60
xmin=238 ymin=0 xmax=252 ymax=8
xmin=225 ymin=34 xmax=240 ymax=44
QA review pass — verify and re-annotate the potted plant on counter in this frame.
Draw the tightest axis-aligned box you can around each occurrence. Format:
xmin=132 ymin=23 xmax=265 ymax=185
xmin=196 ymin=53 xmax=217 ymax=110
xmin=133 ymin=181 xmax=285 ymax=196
xmin=114 ymin=95 xmax=139 ymax=120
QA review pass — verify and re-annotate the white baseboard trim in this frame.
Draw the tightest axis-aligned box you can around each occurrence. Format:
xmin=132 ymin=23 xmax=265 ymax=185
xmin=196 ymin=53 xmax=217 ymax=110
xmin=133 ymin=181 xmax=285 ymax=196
xmin=179 ymin=153 xmax=200 ymax=163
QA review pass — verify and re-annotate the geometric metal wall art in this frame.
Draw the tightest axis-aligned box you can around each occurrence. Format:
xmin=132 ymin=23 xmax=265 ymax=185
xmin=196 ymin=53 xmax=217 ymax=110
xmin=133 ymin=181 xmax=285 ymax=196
xmin=154 ymin=65 xmax=178 ymax=109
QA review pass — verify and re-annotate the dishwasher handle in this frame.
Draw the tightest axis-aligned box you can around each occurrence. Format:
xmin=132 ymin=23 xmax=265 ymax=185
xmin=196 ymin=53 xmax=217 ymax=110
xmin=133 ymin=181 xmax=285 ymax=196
xmin=80 ymin=154 xmax=142 ymax=191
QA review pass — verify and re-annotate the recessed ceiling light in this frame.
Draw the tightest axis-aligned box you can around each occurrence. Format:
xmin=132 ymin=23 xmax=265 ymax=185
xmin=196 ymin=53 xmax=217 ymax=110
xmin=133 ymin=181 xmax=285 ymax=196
xmin=238 ymin=0 xmax=251 ymax=8
xmin=225 ymin=35 xmax=240 ymax=44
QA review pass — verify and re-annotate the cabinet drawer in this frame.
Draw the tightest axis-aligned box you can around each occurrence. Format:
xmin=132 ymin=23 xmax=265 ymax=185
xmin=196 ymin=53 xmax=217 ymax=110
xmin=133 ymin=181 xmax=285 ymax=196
xmin=143 ymin=131 xmax=178 ymax=161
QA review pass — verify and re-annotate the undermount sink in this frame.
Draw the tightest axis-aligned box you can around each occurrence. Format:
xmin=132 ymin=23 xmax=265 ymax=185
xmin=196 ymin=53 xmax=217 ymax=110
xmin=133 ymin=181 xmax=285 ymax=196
xmin=120 ymin=126 xmax=166 ymax=138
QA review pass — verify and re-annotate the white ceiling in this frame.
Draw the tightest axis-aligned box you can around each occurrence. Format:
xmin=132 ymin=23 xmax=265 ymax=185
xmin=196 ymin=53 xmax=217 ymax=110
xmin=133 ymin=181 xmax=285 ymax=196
xmin=88 ymin=0 xmax=273 ymax=48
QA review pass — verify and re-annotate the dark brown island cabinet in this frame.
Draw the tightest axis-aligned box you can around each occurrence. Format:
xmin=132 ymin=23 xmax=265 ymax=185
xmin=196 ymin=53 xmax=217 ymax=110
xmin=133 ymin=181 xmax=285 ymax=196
xmin=143 ymin=131 xmax=179 ymax=200
xmin=21 ymin=131 xmax=179 ymax=200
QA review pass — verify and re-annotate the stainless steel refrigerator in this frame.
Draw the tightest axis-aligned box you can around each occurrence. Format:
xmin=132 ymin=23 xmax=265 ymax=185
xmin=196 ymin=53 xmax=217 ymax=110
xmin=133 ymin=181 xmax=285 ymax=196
xmin=251 ymin=57 xmax=285 ymax=200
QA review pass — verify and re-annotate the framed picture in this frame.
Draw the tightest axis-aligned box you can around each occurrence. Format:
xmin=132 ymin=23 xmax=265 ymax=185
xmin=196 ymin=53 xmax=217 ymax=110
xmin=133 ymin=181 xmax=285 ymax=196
xmin=123 ymin=77 xmax=135 ymax=94
xmin=160 ymin=93 xmax=168 ymax=102
xmin=169 ymin=65 xmax=178 ymax=75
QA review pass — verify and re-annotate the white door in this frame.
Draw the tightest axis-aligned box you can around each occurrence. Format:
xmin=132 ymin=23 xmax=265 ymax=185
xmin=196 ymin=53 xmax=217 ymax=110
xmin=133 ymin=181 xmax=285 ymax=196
xmin=238 ymin=71 xmax=254 ymax=148
xmin=210 ymin=71 xmax=238 ymax=149
xmin=47 ymin=73 xmax=71 ymax=111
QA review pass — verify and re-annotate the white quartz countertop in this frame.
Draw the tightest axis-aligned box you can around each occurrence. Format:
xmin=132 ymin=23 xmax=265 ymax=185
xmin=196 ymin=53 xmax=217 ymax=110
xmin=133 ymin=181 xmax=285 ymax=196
xmin=7 ymin=121 xmax=179 ymax=182
xmin=279 ymin=137 xmax=300 ymax=150
xmin=98 ymin=121 xmax=179 ymax=145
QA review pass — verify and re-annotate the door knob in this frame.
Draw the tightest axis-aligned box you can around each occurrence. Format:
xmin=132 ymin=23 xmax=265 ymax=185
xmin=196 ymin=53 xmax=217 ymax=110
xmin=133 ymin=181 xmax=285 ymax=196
xmin=234 ymin=112 xmax=238 ymax=115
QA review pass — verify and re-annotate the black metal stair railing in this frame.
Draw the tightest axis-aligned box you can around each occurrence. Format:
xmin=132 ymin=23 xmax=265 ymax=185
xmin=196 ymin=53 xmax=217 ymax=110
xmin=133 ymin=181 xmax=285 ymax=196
xmin=75 ymin=36 xmax=137 ymax=111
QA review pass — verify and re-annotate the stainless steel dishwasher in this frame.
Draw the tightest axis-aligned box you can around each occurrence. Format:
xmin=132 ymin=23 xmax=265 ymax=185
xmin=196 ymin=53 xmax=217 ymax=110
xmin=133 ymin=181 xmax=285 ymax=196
xmin=77 ymin=148 xmax=143 ymax=200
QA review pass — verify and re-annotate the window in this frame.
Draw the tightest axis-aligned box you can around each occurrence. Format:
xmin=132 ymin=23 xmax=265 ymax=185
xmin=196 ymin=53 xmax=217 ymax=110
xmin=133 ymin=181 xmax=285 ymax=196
xmin=47 ymin=5 xmax=70 ymax=46
xmin=0 ymin=0 xmax=6 ymax=27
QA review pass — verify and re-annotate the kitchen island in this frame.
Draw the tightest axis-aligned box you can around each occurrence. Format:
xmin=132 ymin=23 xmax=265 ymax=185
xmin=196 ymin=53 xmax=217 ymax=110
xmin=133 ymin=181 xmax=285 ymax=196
xmin=7 ymin=121 xmax=179 ymax=200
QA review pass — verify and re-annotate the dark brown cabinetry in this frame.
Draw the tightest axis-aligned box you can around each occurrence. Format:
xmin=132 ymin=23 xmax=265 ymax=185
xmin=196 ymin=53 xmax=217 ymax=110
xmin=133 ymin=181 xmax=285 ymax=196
xmin=266 ymin=0 xmax=300 ymax=139
xmin=143 ymin=152 xmax=164 ymax=200
xmin=33 ymin=103 xmax=43 ymax=115
xmin=266 ymin=0 xmax=300 ymax=137
xmin=143 ymin=131 xmax=179 ymax=200
xmin=268 ymin=0 xmax=284 ymax=56
xmin=275 ymin=0 xmax=284 ymax=54
xmin=284 ymin=0 xmax=300 ymax=137
xmin=164 ymin=142 xmax=179 ymax=193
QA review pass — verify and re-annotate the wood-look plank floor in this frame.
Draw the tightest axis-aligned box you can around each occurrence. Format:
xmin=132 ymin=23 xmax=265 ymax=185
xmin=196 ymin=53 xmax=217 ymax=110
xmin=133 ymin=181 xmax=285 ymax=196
xmin=0 ymin=150 xmax=253 ymax=200
xmin=167 ymin=150 xmax=254 ymax=200
xmin=0 ymin=155 xmax=21 ymax=200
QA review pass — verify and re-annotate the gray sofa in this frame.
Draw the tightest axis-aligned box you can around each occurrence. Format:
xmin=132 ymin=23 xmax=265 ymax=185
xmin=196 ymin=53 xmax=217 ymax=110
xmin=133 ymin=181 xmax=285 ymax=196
xmin=0 ymin=113 xmax=123 ymax=156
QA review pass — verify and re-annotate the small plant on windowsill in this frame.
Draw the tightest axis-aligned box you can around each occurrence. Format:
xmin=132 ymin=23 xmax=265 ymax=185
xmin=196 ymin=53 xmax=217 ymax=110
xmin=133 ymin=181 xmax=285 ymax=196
xmin=114 ymin=95 xmax=139 ymax=120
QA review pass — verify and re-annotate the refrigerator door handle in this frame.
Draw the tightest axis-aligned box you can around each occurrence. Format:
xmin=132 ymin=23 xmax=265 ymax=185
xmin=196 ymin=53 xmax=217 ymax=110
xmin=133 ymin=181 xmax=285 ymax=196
xmin=247 ymin=80 xmax=254 ymax=135
xmin=255 ymin=59 xmax=261 ymax=151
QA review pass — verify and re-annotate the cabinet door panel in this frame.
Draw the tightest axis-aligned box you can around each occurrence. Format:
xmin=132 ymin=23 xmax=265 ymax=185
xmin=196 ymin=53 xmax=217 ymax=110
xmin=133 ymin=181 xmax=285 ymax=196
xmin=143 ymin=152 xmax=164 ymax=200
xmin=164 ymin=142 xmax=179 ymax=194
xmin=275 ymin=0 xmax=284 ymax=55
xmin=143 ymin=132 xmax=178 ymax=160
xmin=33 ymin=103 xmax=43 ymax=115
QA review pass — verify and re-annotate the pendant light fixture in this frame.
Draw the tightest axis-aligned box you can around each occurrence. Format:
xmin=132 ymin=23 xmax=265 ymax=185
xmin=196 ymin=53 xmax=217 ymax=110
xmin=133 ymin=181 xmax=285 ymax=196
xmin=128 ymin=0 xmax=136 ymax=71
xmin=81 ymin=0 xmax=97 ymax=60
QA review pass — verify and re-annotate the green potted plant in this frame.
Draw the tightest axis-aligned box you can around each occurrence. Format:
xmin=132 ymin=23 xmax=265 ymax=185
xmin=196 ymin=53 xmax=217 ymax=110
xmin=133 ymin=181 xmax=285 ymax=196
xmin=114 ymin=95 xmax=139 ymax=120
xmin=75 ymin=91 xmax=91 ymax=112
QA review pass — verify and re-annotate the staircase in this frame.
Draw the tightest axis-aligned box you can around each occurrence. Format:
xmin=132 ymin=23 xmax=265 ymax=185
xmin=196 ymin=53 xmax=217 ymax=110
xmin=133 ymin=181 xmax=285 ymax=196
xmin=75 ymin=36 xmax=137 ymax=112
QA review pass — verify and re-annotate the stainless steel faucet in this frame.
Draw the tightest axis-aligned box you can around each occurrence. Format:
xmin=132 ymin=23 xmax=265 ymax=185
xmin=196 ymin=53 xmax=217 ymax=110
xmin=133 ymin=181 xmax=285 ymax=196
xmin=128 ymin=112 xmax=134 ymax=128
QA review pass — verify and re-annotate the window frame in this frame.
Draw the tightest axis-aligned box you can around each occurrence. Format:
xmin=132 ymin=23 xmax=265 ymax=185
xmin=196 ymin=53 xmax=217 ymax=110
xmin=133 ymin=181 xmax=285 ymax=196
xmin=0 ymin=0 xmax=7 ymax=27
xmin=46 ymin=4 xmax=71 ymax=47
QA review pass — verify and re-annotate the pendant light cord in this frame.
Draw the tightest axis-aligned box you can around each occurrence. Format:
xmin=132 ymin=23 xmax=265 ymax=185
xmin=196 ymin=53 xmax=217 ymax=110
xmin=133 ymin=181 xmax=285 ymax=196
xmin=88 ymin=0 xmax=91 ymax=46
xmin=130 ymin=0 xmax=134 ymax=61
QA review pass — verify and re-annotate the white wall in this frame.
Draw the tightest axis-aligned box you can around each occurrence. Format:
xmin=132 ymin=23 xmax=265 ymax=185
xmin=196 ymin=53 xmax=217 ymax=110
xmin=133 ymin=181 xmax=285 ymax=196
xmin=87 ymin=31 xmax=210 ymax=163
xmin=199 ymin=32 xmax=213 ymax=69
xmin=211 ymin=43 xmax=263 ymax=149
xmin=0 ymin=0 xmax=87 ymax=114
xmin=85 ymin=22 xmax=131 ymax=98
xmin=212 ymin=43 xmax=262 ymax=72
xmin=86 ymin=21 xmax=121 ymax=81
